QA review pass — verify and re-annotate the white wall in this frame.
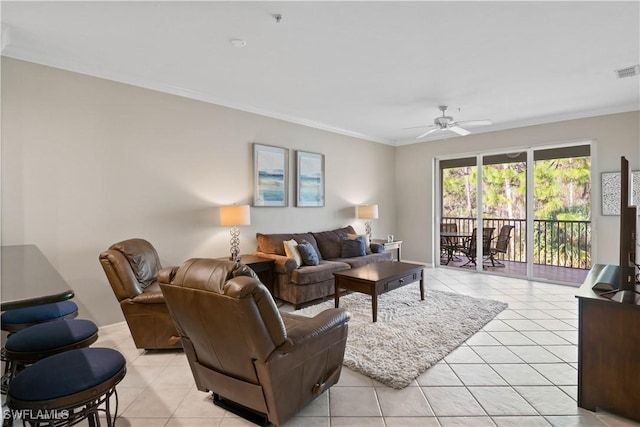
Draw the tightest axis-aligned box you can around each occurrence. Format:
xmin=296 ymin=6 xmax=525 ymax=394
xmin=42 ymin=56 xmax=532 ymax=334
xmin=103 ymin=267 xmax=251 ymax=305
xmin=396 ymin=111 xmax=640 ymax=267
xmin=1 ymin=58 xmax=397 ymax=326
xmin=3 ymin=57 xmax=638 ymax=326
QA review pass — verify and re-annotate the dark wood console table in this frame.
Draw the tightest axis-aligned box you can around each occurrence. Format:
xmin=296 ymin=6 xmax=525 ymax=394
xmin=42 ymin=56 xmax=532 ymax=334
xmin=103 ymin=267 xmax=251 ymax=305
xmin=576 ymin=264 xmax=640 ymax=422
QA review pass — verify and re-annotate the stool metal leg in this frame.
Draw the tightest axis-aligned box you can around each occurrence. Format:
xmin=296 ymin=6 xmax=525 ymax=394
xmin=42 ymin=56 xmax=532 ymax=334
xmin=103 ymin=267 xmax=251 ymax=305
xmin=87 ymin=410 xmax=99 ymax=427
xmin=1 ymin=348 xmax=9 ymax=394
xmin=102 ymin=388 xmax=119 ymax=427
xmin=1 ymin=349 xmax=19 ymax=396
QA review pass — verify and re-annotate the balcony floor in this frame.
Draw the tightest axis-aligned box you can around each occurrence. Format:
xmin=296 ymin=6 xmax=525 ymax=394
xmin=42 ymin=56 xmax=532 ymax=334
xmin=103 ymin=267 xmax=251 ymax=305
xmin=439 ymin=255 xmax=590 ymax=285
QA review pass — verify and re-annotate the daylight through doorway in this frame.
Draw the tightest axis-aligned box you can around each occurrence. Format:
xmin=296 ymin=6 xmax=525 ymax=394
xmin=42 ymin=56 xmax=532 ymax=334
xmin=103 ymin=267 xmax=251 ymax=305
xmin=437 ymin=144 xmax=591 ymax=285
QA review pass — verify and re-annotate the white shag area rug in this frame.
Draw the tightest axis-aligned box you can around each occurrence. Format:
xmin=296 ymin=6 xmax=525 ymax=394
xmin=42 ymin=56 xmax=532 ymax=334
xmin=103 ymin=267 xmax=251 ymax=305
xmin=295 ymin=285 xmax=508 ymax=389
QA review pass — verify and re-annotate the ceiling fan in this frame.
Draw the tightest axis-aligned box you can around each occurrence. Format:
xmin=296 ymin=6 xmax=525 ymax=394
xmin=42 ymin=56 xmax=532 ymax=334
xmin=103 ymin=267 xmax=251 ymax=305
xmin=409 ymin=106 xmax=493 ymax=138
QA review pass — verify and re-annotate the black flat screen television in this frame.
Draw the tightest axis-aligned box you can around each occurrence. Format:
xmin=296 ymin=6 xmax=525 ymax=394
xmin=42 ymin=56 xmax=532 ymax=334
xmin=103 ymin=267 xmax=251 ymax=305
xmin=592 ymin=156 xmax=639 ymax=302
xmin=614 ymin=156 xmax=638 ymax=303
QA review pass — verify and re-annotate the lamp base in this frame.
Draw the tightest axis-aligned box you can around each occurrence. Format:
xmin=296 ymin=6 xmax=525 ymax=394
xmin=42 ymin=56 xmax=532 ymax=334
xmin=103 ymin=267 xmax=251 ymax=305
xmin=229 ymin=227 xmax=241 ymax=263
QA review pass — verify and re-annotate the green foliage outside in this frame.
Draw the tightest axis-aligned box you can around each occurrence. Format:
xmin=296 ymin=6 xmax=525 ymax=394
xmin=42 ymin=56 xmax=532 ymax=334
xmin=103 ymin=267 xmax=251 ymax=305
xmin=441 ymin=156 xmax=591 ymax=268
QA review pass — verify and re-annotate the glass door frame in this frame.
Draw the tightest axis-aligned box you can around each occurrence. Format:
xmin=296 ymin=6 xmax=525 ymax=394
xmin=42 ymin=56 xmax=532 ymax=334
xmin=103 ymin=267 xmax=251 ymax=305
xmin=435 ymin=140 xmax=594 ymax=281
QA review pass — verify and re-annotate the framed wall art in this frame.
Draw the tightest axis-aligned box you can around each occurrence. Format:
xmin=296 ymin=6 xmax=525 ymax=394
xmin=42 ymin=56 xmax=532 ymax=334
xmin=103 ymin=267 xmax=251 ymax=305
xmin=601 ymin=171 xmax=640 ymax=215
xmin=253 ymin=143 xmax=288 ymax=207
xmin=296 ymin=151 xmax=325 ymax=207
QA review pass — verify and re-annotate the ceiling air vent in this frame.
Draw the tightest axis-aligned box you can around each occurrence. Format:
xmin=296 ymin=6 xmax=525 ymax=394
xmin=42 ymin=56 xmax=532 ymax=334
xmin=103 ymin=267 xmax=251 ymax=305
xmin=615 ymin=65 xmax=640 ymax=79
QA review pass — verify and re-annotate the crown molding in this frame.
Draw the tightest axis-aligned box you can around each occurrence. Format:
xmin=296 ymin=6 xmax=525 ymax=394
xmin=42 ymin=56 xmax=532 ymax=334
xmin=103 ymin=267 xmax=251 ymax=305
xmin=3 ymin=43 xmax=637 ymax=149
xmin=1 ymin=45 xmax=395 ymax=146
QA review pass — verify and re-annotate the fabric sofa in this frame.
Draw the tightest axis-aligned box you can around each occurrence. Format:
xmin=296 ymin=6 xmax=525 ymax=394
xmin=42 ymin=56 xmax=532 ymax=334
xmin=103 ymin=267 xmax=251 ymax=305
xmin=255 ymin=225 xmax=392 ymax=307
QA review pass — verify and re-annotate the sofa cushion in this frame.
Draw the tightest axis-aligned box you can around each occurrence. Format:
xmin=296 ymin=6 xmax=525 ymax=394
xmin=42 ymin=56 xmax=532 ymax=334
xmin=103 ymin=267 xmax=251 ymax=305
xmin=298 ymin=241 xmax=320 ymax=266
xmin=283 ymin=239 xmax=302 ymax=268
xmin=312 ymin=226 xmax=357 ymax=260
xmin=332 ymin=252 xmax=393 ymax=268
xmin=290 ymin=261 xmax=351 ymax=285
xmin=256 ymin=233 xmax=320 ymax=257
xmin=341 ymin=237 xmax=366 ymax=258
xmin=348 ymin=233 xmax=372 ymax=254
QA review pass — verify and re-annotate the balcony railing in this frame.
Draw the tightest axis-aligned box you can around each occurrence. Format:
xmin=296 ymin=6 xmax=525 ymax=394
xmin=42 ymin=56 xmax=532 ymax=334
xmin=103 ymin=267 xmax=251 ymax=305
xmin=442 ymin=217 xmax=591 ymax=270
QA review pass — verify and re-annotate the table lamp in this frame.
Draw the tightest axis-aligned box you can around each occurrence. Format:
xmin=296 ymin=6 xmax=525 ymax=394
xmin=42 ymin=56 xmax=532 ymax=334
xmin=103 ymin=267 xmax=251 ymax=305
xmin=220 ymin=205 xmax=251 ymax=262
xmin=357 ymin=204 xmax=378 ymax=240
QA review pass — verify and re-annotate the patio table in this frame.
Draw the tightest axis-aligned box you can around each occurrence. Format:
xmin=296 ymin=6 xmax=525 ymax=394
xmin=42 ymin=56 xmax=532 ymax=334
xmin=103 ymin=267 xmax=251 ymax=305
xmin=440 ymin=231 xmax=472 ymax=265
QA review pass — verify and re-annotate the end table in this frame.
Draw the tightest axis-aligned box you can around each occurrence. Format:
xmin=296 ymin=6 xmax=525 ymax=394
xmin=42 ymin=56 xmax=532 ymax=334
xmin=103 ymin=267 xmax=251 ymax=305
xmin=372 ymin=239 xmax=403 ymax=261
xmin=218 ymin=254 xmax=275 ymax=294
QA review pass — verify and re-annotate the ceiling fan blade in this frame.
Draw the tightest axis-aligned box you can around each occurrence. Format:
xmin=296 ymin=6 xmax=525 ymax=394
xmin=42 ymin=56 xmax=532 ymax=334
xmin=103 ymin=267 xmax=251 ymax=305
xmin=403 ymin=124 xmax=435 ymax=130
xmin=455 ymin=119 xmax=493 ymax=127
xmin=448 ymin=126 xmax=471 ymax=136
xmin=415 ymin=128 xmax=441 ymax=139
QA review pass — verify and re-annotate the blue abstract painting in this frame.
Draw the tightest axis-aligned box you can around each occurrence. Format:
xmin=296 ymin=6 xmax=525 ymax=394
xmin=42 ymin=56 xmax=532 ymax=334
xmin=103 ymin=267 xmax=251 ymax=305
xmin=254 ymin=144 xmax=288 ymax=206
xmin=296 ymin=151 xmax=324 ymax=207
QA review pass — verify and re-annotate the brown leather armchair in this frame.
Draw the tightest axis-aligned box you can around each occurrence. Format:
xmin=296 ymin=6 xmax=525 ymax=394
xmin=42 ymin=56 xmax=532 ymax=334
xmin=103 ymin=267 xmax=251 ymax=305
xmin=99 ymin=238 xmax=181 ymax=350
xmin=159 ymin=258 xmax=350 ymax=427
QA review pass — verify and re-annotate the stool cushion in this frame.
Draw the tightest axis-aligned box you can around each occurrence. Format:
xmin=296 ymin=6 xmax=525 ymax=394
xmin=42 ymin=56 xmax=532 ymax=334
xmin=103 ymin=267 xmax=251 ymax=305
xmin=1 ymin=301 xmax=78 ymax=326
xmin=5 ymin=319 xmax=98 ymax=353
xmin=8 ymin=348 xmax=126 ymax=402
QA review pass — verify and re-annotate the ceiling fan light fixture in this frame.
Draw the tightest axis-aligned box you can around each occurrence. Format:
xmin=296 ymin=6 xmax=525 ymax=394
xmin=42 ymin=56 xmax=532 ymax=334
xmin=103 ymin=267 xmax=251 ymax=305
xmin=409 ymin=105 xmax=492 ymax=139
xmin=435 ymin=116 xmax=453 ymax=126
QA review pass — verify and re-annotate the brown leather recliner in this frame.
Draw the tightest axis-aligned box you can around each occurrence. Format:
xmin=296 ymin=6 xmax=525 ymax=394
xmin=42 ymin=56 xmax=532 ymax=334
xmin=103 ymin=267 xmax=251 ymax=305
xmin=159 ymin=258 xmax=350 ymax=427
xmin=99 ymin=238 xmax=181 ymax=350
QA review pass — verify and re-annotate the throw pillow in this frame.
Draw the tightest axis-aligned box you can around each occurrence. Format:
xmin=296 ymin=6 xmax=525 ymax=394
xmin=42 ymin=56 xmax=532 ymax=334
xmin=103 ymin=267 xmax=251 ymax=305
xmin=341 ymin=236 xmax=366 ymax=258
xmin=297 ymin=240 xmax=320 ymax=266
xmin=370 ymin=243 xmax=385 ymax=253
xmin=348 ymin=233 xmax=372 ymax=254
xmin=283 ymin=239 xmax=302 ymax=268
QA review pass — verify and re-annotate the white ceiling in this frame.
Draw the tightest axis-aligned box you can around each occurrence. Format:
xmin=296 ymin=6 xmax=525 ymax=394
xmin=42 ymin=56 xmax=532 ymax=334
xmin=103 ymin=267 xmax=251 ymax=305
xmin=2 ymin=1 xmax=639 ymax=145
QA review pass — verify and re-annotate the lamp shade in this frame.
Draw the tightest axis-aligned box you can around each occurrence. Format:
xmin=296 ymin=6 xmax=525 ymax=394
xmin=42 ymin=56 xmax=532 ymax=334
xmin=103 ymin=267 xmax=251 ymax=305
xmin=220 ymin=205 xmax=251 ymax=226
xmin=357 ymin=204 xmax=379 ymax=220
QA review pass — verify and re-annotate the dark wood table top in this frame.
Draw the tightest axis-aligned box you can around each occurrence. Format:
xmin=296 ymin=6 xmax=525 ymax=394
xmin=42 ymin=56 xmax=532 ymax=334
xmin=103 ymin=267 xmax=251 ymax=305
xmin=333 ymin=261 xmax=424 ymax=282
xmin=238 ymin=254 xmax=275 ymax=265
xmin=1 ymin=244 xmax=75 ymax=311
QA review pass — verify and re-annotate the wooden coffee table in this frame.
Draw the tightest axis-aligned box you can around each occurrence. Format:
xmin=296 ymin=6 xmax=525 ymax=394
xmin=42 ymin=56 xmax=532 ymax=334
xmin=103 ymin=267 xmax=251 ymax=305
xmin=333 ymin=261 xmax=424 ymax=322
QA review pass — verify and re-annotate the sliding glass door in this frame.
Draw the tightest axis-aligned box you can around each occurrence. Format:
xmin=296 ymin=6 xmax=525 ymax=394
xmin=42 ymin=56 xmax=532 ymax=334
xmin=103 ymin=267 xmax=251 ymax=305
xmin=531 ymin=146 xmax=592 ymax=282
xmin=438 ymin=144 xmax=591 ymax=284
xmin=481 ymin=153 xmax=527 ymax=277
xmin=438 ymin=157 xmax=477 ymax=268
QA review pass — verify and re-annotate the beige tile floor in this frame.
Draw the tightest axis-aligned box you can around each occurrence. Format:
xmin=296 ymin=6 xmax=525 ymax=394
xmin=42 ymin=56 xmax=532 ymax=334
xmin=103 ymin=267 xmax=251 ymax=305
xmin=10 ymin=267 xmax=640 ymax=427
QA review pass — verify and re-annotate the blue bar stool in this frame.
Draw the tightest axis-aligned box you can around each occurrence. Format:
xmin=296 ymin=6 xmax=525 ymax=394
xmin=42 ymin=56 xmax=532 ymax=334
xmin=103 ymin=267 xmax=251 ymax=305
xmin=1 ymin=300 xmax=79 ymax=333
xmin=2 ymin=319 xmax=99 ymax=393
xmin=6 ymin=347 xmax=126 ymax=427
xmin=1 ymin=300 xmax=80 ymax=392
